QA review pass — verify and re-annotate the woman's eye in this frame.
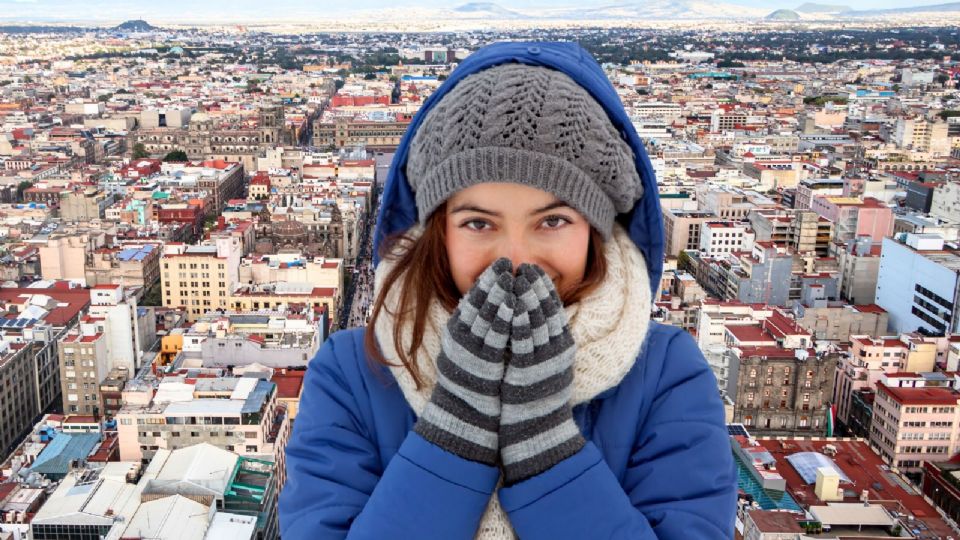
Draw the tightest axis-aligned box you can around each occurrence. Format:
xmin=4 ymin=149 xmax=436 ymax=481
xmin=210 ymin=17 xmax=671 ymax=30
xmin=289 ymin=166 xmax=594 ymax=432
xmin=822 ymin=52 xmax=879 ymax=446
xmin=542 ymin=216 xmax=571 ymax=229
xmin=462 ymin=219 xmax=491 ymax=231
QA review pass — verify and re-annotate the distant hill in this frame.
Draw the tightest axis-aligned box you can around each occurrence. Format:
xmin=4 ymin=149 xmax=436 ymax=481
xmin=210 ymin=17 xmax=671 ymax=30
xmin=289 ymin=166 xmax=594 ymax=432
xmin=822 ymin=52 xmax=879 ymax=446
xmin=453 ymin=3 xmax=525 ymax=18
xmin=795 ymin=2 xmax=850 ymax=12
xmin=845 ymin=1 xmax=960 ymax=16
xmin=113 ymin=19 xmax=157 ymax=32
xmin=766 ymin=8 xmax=801 ymax=19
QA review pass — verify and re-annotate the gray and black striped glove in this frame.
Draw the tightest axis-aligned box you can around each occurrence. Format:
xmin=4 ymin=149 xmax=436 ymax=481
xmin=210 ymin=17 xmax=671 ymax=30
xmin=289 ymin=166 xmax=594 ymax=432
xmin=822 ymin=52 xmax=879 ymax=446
xmin=500 ymin=263 xmax=585 ymax=485
xmin=414 ymin=258 xmax=515 ymax=465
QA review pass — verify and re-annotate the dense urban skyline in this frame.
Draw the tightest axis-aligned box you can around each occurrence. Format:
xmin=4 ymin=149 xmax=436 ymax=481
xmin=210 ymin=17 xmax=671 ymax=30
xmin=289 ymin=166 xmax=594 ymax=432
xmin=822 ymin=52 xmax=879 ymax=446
xmin=1 ymin=0 xmax=959 ymax=23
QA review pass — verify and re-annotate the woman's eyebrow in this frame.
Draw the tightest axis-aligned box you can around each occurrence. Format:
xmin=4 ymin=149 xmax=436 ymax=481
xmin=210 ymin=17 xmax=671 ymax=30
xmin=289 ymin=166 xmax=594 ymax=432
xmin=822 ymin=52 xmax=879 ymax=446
xmin=449 ymin=204 xmax=502 ymax=217
xmin=532 ymin=201 xmax=571 ymax=214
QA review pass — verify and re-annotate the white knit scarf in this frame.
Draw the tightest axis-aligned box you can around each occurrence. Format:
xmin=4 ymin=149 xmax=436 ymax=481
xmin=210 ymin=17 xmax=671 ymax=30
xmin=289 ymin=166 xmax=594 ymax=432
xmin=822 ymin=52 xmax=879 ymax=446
xmin=373 ymin=223 xmax=652 ymax=539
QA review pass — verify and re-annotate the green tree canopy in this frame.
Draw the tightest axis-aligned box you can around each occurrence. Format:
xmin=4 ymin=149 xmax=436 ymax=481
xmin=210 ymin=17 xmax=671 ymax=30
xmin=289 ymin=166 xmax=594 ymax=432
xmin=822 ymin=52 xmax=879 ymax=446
xmin=132 ymin=143 xmax=149 ymax=159
xmin=163 ymin=149 xmax=188 ymax=162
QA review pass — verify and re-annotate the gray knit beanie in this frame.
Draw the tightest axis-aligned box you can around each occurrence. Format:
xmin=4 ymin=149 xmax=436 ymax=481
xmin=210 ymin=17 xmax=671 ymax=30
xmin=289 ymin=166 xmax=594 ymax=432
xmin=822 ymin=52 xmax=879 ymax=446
xmin=406 ymin=63 xmax=643 ymax=239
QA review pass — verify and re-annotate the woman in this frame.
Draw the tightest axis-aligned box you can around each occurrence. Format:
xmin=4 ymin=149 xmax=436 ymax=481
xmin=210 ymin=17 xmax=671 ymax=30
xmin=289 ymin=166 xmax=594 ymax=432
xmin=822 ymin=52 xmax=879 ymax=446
xmin=279 ymin=41 xmax=736 ymax=539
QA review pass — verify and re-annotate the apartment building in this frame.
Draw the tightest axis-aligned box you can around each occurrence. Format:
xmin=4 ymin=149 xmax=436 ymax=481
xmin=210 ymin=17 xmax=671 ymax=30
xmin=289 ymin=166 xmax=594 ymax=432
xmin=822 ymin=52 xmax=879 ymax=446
xmin=160 ymin=236 xmax=243 ymax=322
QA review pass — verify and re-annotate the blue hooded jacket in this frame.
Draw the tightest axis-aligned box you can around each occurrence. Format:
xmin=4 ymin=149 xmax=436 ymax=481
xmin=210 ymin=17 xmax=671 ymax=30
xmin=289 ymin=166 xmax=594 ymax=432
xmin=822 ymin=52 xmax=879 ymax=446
xmin=279 ymin=41 xmax=737 ymax=539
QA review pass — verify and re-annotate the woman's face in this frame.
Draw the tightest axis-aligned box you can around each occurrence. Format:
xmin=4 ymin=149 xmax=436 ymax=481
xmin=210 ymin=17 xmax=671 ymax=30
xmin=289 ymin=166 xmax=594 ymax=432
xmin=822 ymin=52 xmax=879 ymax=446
xmin=444 ymin=182 xmax=591 ymax=299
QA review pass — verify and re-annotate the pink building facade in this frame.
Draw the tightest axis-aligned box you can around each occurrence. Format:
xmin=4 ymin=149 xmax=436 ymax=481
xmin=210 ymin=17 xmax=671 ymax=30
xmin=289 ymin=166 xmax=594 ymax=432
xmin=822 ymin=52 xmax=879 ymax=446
xmin=810 ymin=196 xmax=893 ymax=243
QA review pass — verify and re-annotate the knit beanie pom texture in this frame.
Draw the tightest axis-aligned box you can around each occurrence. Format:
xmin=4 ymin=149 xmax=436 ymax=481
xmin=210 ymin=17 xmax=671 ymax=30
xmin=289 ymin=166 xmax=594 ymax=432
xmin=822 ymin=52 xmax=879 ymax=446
xmin=406 ymin=63 xmax=643 ymax=239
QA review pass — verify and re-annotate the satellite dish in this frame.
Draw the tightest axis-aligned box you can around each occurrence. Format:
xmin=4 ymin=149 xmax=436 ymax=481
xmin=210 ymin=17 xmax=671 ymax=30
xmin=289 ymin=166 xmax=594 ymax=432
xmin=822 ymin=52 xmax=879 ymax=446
xmin=793 ymin=303 xmax=806 ymax=318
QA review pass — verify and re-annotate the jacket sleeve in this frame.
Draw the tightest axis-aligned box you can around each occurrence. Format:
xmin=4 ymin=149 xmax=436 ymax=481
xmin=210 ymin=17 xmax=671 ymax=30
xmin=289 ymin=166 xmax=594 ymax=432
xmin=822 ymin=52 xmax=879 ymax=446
xmin=279 ymin=331 xmax=501 ymax=539
xmin=498 ymin=328 xmax=737 ymax=539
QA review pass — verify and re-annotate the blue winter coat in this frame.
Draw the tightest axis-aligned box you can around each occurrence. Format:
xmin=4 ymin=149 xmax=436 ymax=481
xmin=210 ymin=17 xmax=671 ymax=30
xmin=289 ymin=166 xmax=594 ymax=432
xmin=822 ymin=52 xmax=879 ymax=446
xmin=279 ymin=41 xmax=737 ymax=539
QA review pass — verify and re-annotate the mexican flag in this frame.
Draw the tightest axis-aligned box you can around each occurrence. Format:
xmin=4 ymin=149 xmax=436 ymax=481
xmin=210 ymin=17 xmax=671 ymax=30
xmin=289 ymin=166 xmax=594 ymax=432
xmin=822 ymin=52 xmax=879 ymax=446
xmin=826 ymin=404 xmax=835 ymax=437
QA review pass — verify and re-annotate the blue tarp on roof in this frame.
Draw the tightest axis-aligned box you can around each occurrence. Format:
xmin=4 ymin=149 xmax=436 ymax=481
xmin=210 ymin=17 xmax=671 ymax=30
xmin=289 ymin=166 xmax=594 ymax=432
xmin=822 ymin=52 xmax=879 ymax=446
xmin=31 ymin=433 xmax=100 ymax=478
xmin=116 ymin=244 xmax=156 ymax=262
xmin=242 ymin=380 xmax=275 ymax=414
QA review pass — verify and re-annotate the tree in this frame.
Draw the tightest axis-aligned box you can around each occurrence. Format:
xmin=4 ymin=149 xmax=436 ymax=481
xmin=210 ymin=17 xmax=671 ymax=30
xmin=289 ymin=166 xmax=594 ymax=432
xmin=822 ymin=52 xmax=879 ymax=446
xmin=16 ymin=180 xmax=32 ymax=202
xmin=132 ymin=143 xmax=149 ymax=159
xmin=140 ymin=284 xmax=162 ymax=307
xmin=163 ymin=149 xmax=188 ymax=162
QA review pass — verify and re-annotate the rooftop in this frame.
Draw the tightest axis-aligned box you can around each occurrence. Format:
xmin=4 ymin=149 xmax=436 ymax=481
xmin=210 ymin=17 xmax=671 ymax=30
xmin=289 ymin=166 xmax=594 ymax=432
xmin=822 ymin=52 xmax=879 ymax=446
xmin=877 ymin=383 xmax=960 ymax=406
xmin=753 ymin=437 xmax=955 ymax=538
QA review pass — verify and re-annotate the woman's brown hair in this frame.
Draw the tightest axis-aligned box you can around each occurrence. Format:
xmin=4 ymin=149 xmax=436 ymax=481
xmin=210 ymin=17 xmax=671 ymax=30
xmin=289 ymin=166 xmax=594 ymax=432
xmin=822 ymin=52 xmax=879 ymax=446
xmin=363 ymin=202 xmax=608 ymax=390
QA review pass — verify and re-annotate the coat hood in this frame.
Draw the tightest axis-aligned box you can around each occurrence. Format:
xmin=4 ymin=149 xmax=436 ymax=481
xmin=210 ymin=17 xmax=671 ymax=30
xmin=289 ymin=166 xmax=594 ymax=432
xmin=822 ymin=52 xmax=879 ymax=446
xmin=372 ymin=41 xmax=664 ymax=297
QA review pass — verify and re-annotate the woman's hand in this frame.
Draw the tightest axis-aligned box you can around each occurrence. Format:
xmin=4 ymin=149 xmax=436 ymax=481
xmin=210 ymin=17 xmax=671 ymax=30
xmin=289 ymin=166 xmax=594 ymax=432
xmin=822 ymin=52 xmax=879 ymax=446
xmin=500 ymin=263 xmax=585 ymax=485
xmin=414 ymin=257 xmax=515 ymax=465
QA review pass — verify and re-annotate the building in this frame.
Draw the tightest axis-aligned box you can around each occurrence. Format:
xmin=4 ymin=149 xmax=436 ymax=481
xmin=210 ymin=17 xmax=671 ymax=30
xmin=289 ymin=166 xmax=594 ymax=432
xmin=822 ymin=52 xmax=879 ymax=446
xmin=893 ymin=116 xmax=950 ymax=156
xmin=58 ymin=186 xmax=113 ymax=222
xmin=174 ymin=310 xmax=324 ymax=369
xmin=161 ymin=236 xmax=243 ymax=322
xmin=662 ymin=209 xmax=715 ymax=257
xmin=58 ymin=285 xmax=152 ymax=417
xmin=116 ymin=376 xmax=281 ymax=463
xmin=793 ymin=303 xmax=888 ymax=344
xmin=870 ymin=375 xmax=960 ymax=472
xmin=159 ymin=160 xmax=245 ymax=215
xmin=735 ymin=434 xmax=958 ymax=538
xmin=157 ymin=202 xmax=205 ymax=240
xmin=810 ymin=196 xmax=893 ymax=243
xmin=921 ymin=454 xmax=960 ymax=529
xmin=58 ymin=320 xmax=109 ymax=417
xmin=876 ymin=234 xmax=960 ymax=335
xmin=748 ymin=209 xmax=832 ymax=256
xmin=37 ymin=232 xmax=104 ymax=285
xmin=836 ymin=236 xmax=881 ymax=305
xmin=931 ymin=179 xmax=960 ymax=222
xmin=238 ymin=252 xmax=343 ymax=297
xmin=793 ymin=178 xmax=844 ymax=210
xmin=736 ymin=242 xmax=795 ymax=306
xmin=698 ymin=221 xmax=753 ymax=256
xmin=726 ymin=315 xmax=836 ymax=436
xmin=833 ymin=334 xmax=938 ymax=434
xmin=133 ymin=104 xmax=285 ymax=171
xmin=0 ymin=285 xmax=90 ymax=456
xmin=28 ymin=443 xmax=278 ymax=540
xmin=84 ymin=243 xmax=161 ymax=289
xmin=312 ymin=116 xmax=411 ymax=151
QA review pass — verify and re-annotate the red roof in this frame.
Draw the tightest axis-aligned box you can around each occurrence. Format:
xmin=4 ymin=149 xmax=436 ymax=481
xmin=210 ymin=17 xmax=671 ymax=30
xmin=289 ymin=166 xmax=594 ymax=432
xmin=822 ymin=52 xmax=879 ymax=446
xmin=736 ymin=346 xmax=814 ymax=359
xmin=755 ymin=438 xmax=955 ymax=537
xmin=272 ymin=369 xmax=306 ymax=399
xmin=0 ymin=287 xmax=89 ymax=326
xmin=726 ymin=325 xmax=775 ymax=345
xmin=878 ymin=382 xmax=960 ymax=406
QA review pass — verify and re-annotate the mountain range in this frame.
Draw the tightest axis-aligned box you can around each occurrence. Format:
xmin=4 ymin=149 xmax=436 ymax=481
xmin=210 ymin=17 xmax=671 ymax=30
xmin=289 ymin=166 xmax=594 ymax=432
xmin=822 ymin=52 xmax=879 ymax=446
xmin=446 ymin=1 xmax=960 ymax=20
xmin=1 ymin=0 xmax=960 ymax=24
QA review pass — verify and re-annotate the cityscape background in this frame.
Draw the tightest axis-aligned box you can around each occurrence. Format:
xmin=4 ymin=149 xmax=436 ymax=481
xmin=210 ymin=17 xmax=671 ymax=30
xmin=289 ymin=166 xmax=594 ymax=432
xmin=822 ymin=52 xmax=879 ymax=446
xmin=0 ymin=4 xmax=956 ymax=540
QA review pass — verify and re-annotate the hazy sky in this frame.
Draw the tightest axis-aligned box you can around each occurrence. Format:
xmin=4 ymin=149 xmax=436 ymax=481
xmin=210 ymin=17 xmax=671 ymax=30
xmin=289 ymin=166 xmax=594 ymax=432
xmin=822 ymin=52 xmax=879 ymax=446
xmin=0 ymin=0 xmax=948 ymax=22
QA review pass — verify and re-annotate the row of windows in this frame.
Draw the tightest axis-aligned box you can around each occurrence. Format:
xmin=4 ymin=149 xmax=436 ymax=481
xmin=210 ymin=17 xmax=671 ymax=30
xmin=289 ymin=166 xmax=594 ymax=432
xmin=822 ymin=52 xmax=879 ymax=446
xmin=912 ymin=306 xmax=948 ymax=333
xmin=915 ymin=283 xmax=955 ymax=312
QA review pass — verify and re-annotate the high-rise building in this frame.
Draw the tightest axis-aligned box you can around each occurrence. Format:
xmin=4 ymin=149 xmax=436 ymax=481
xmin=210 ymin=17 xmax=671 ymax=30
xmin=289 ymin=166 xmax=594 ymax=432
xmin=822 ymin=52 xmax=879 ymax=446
xmin=876 ymin=234 xmax=960 ymax=335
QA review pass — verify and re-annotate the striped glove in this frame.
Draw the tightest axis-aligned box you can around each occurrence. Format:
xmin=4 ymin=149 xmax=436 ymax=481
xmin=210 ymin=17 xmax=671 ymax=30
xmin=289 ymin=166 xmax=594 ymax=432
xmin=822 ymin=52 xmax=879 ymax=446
xmin=414 ymin=258 xmax=515 ymax=465
xmin=500 ymin=263 xmax=585 ymax=485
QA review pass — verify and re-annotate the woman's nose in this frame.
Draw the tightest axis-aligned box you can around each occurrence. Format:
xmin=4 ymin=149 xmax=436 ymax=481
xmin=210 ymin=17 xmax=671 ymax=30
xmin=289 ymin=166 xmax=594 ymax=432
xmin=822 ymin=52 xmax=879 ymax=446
xmin=502 ymin=236 xmax=537 ymax=272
